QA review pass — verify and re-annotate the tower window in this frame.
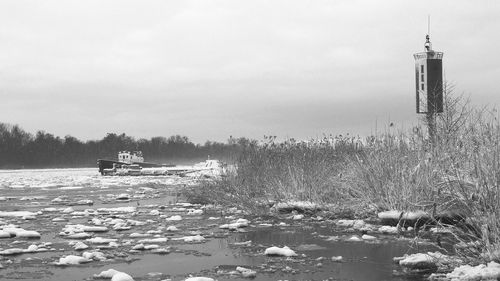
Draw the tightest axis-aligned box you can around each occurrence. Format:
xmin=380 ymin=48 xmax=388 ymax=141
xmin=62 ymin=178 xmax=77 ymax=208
xmin=421 ymin=74 xmax=424 ymax=82
xmin=421 ymin=65 xmax=424 ymax=73
xmin=421 ymin=83 xmax=425 ymax=90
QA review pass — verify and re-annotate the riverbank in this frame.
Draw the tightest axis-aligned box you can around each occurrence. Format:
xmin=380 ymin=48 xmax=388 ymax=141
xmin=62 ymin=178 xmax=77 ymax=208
xmin=184 ymin=97 xmax=500 ymax=279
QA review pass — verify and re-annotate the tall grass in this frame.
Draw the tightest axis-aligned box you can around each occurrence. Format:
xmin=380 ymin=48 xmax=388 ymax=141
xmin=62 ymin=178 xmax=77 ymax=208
xmin=195 ymin=86 xmax=500 ymax=262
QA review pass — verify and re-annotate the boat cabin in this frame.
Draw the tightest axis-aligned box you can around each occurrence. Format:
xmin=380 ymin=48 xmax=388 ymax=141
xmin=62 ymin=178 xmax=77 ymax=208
xmin=118 ymin=151 xmax=144 ymax=164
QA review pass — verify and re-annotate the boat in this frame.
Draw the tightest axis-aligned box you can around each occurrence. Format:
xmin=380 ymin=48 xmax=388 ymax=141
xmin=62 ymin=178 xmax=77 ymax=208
xmin=97 ymin=151 xmax=227 ymax=177
xmin=97 ymin=151 xmax=174 ymax=175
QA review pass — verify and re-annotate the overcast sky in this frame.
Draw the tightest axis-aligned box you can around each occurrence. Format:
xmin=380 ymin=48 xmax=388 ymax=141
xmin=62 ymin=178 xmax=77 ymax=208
xmin=1 ymin=0 xmax=499 ymax=143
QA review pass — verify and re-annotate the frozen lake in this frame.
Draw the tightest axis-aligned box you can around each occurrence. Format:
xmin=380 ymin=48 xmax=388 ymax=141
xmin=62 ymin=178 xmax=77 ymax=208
xmin=0 ymin=168 xmax=437 ymax=281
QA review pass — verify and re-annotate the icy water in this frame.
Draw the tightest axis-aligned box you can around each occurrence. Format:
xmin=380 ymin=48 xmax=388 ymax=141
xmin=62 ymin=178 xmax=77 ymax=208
xmin=0 ymin=168 xmax=438 ymax=281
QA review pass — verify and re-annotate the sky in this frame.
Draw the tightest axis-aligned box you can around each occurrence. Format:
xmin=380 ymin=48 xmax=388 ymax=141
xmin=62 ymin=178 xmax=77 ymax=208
xmin=1 ymin=0 xmax=500 ymax=144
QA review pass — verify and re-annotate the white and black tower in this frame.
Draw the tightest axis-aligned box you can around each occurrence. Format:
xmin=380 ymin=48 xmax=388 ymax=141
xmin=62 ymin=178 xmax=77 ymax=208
xmin=413 ymin=29 xmax=443 ymax=140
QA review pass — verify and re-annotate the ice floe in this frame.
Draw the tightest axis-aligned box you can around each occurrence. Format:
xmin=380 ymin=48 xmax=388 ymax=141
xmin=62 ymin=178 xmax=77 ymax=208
xmin=347 ymin=235 xmax=362 ymax=242
xmin=1 ymin=226 xmax=41 ymax=238
xmin=378 ymin=225 xmax=399 ymax=234
xmin=95 ymin=268 xmax=134 ymax=281
xmin=0 ymin=211 xmax=37 ymax=219
xmin=172 ymin=235 xmax=205 ymax=243
xmin=138 ymin=237 xmax=168 ymax=244
xmin=70 ymin=241 xmax=89 ymax=250
xmin=220 ymin=218 xmax=249 ymax=230
xmin=165 ymin=215 xmax=182 ymax=221
xmin=396 ymin=251 xmax=462 ymax=270
xmin=87 ymin=237 xmax=118 ymax=244
xmin=331 ymin=256 xmax=343 ymax=262
xmin=272 ymin=201 xmax=320 ymax=213
xmin=336 ymin=219 xmax=367 ymax=230
xmin=264 ymin=246 xmax=297 ymax=257
xmin=166 ymin=226 xmax=179 ymax=232
xmin=184 ymin=277 xmax=215 ymax=281
xmin=98 ymin=207 xmax=136 ymax=213
xmin=55 ymin=255 xmax=91 ymax=265
xmin=236 ymin=266 xmax=257 ymax=278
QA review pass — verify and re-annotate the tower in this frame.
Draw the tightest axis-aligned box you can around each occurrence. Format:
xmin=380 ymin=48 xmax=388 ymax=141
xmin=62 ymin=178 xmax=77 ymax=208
xmin=413 ymin=30 xmax=443 ymax=142
xmin=413 ymin=35 xmax=444 ymax=114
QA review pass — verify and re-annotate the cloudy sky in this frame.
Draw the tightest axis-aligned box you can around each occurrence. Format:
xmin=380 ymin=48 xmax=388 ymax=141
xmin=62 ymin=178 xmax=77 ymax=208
xmin=1 ymin=0 xmax=499 ymax=143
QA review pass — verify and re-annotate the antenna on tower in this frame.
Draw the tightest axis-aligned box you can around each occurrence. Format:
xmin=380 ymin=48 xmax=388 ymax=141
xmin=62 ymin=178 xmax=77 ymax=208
xmin=425 ymin=15 xmax=432 ymax=51
xmin=428 ymin=15 xmax=431 ymax=36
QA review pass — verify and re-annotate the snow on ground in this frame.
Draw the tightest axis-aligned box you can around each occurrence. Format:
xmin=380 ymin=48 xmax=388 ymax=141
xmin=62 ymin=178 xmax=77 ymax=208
xmin=264 ymin=246 xmax=298 ymax=257
xmin=439 ymin=261 xmax=500 ymax=281
xmin=272 ymin=201 xmax=320 ymax=212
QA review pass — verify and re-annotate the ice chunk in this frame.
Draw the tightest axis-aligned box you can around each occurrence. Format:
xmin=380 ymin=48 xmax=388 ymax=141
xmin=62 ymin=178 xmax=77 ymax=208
xmin=130 ymin=233 xmax=151 ymax=238
xmin=220 ymin=218 xmax=249 ymax=230
xmin=98 ymin=207 xmax=136 ymax=213
xmin=172 ymin=235 xmax=205 ymax=243
xmin=264 ymin=246 xmax=297 ymax=257
xmin=187 ymin=209 xmax=203 ymax=215
xmin=82 ymin=251 xmax=107 ymax=261
xmin=15 ymin=230 xmax=41 ymax=238
xmin=378 ymin=225 xmax=399 ymax=234
xmin=138 ymin=237 xmax=167 ymax=244
xmin=86 ymin=237 xmax=117 ymax=244
xmin=95 ymin=269 xmax=134 ymax=281
xmin=331 ymin=256 xmax=343 ymax=262
xmin=55 ymin=255 xmax=91 ymax=265
xmin=0 ymin=248 xmax=25 ymax=255
xmin=236 ymin=266 xmax=257 ymax=278
xmin=347 ymin=235 xmax=362 ymax=242
xmin=166 ymin=226 xmax=179 ymax=232
xmin=0 ymin=211 xmax=37 ymax=218
xmin=72 ymin=241 xmax=89 ymax=250
xmin=361 ymin=234 xmax=377 ymax=240
xmin=0 ymin=230 xmax=11 ymax=238
xmin=166 ymin=215 xmax=182 ymax=221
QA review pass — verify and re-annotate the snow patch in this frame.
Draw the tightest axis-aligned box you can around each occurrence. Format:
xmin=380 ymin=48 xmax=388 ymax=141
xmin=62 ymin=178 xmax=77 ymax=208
xmin=443 ymin=261 xmax=500 ymax=281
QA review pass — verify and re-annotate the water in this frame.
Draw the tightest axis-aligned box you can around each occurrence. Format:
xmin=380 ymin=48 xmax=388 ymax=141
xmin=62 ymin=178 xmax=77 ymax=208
xmin=0 ymin=168 xmax=438 ymax=281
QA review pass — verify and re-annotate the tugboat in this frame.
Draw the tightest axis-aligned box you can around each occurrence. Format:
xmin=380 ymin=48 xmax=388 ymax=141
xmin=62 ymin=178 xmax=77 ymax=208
xmin=97 ymin=151 xmax=227 ymax=177
xmin=97 ymin=151 xmax=170 ymax=175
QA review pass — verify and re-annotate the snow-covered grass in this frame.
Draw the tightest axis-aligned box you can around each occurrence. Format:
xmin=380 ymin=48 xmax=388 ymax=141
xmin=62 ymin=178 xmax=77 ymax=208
xmin=185 ymin=92 xmax=500 ymax=264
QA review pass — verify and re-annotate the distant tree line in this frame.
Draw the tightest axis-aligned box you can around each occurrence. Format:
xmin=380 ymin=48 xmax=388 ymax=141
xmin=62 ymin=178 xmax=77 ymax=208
xmin=0 ymin=123 xmax=256 ymax=169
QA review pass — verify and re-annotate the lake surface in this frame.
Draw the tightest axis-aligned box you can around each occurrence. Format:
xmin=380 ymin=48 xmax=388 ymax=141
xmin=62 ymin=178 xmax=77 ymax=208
xmin=0 ymin=168 xmax=438 ymax=281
